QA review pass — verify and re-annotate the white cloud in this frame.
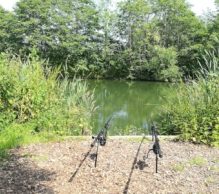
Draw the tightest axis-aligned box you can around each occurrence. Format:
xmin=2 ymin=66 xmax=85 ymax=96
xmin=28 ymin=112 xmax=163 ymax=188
xmin=188 ymin=0 xmax=217 ymax=15
xmin=0 ymin=0 xmax=18 ymax=11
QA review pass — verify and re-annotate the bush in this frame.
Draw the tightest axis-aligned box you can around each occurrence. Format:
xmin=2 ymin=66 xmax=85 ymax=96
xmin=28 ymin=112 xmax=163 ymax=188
xmin=148 ymin=46 xmax=181 ymax=82
xmin=160 ymin=50 xmax=219 ymax=146
xmin=0 ymin=52 xmax=96 ymax=157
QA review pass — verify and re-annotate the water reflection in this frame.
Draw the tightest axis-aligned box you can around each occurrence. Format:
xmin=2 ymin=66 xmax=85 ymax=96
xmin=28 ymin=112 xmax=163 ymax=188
xmin=88 ymin=80 xmax=171 ymax=135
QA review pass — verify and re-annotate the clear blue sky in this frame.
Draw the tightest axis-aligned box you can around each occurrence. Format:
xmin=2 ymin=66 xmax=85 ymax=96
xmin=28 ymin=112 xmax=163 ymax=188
xmin=0 ymin=0 xmax=217 ymax=15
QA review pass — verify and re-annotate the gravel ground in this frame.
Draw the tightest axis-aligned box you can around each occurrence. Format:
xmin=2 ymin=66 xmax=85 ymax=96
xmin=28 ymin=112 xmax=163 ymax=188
xmin=0 ymin=137 xmax=218 ymax=194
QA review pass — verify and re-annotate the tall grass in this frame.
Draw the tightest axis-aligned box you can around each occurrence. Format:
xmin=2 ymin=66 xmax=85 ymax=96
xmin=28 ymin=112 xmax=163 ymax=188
xmin=0 ymin=53 xmax=96 ymax=158
xmin=160 ymin=50 xmax=219 ymax=146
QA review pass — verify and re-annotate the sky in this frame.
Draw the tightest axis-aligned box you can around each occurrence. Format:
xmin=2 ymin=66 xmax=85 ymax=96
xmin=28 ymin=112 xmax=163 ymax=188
xmin=0 ymin=0 xmax=18 ymax=11
xmin=0 ymin=0 xmax=217 ymax=15
xmin=188 ymin=0 xmax=217 ymax=15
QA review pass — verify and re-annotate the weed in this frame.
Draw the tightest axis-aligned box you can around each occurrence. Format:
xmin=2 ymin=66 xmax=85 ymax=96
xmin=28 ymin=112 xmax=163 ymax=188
xmin=172 ymin=163 xmax=186 ymax=172
xmin=160 ymin=50 xmax=219 ymax=146
xmin=205 ymin=176 xmax=217 ymax=184
xmin=189 ymin=156 xmax=207 ymax=166
xmin=209 ymin=166 xmax=219 ymax=173
xmin=0 ymin=53 xmax=96 ymax=159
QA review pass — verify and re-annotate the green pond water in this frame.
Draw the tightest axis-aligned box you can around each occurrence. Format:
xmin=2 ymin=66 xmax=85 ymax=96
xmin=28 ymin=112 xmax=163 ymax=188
xmin=88 ymin=80 xmax=172 ymax=135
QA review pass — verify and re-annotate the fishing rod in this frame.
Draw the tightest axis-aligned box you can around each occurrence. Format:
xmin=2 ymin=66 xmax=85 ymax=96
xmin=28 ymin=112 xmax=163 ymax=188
xmin=68 ymin=116 xmax=113 ymax=182
xmin=143 ymin=123 xmax=163 ymax=173
xmin=91 ymin=116 xmax=113 ymax=167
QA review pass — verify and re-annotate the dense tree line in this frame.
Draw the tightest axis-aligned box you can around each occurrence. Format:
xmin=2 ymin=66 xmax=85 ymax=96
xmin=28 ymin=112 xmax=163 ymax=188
xmin=0 ymin=0 xmax=218 ymax=81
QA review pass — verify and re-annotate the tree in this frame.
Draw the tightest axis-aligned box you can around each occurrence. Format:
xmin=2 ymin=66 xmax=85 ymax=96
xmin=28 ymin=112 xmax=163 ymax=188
xmin=116 ymin=0 xmax=155 ymax=79
xmin=115 ymin=0 xmax=208 ymax=80
xmin=201 ymin=0 xmax=219 ymax=64
xmin=0 ymin=0 xmax=216 ymax=80
xmin=13 ymin=0 xmax=99 ymax=75
xmin=0 ymin=6 xmax=18 ymax=52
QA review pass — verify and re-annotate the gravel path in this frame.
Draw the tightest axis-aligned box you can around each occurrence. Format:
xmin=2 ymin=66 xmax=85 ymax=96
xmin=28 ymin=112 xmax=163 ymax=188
xmin=0 ymin=137 xmax=218 ymax=194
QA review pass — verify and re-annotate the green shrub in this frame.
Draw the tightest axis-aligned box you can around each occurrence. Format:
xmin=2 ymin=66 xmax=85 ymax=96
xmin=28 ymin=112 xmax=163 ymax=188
xmin=0 ymin=53 xmax=58 ymax=124
xmin=0 ymin=52 xmax=96 ymax=157
xmin=148 ymin=46 xmax=181 ymax=82
xmin=160 ymin=50 xmax=219 ymax=146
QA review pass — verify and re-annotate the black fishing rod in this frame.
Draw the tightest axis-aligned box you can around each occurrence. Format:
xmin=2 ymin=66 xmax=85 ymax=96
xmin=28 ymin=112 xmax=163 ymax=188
xmin=91 ymin=116 xmax=113 ymax=167
xmin=143 ymin=123 xmax=163 ymax=173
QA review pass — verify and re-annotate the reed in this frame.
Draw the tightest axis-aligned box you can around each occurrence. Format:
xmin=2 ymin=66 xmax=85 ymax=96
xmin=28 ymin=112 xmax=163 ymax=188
xmin=0 ymin=53 xmax=96 ymax=158
xmin=160 ymin=50 xmax=219 ymax=146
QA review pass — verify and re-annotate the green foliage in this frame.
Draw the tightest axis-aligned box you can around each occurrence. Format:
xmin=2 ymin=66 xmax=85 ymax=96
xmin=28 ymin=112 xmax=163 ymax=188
xmin=148 ymin=46 xmax=181 ymax=81
xmin=160 ymin=51 xmax=219 ymax=146
xmin=0 ymin=6 xmax=18 ymax=53
xmin=10 ymin=0 xmax=99 ymax=70
xmin=112 ymin=0 xmax=207 ymax=80
xmin=0 ymin=0 xmax=214 ymax=81
xmin=0 ymin=53 xmax=96 ymax=157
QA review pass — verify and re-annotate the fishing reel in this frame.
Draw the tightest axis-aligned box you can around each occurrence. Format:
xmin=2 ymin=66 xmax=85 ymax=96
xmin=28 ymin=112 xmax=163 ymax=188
xmin=152 ymin=140 xmax=163 ymax=158
xmin=143 ymin=141 xmax=163 ymax=160
xmin=91 ymin=134 xmax=106 ymax=147
xmin=99 ymin=135 xmax=107 ymax=146
xmin=141 ymin=123 xmax=163 ymax=173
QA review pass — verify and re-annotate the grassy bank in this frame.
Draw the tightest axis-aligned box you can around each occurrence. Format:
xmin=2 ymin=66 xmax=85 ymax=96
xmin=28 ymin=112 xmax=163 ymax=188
xmin=0 ymin=52 xmax=95 ymax=158
xmin=160 ymin=50 xmax=219 ymax=146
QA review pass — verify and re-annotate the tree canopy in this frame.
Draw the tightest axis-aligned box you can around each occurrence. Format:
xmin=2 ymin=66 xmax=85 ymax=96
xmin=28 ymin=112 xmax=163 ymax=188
xmin=0 ymin=0 xmax=218 ymax=81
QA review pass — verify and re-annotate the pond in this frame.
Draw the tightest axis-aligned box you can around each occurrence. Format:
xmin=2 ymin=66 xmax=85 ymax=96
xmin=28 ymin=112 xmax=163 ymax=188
xmin=88 ymin=80 xmax=172 ymax=135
